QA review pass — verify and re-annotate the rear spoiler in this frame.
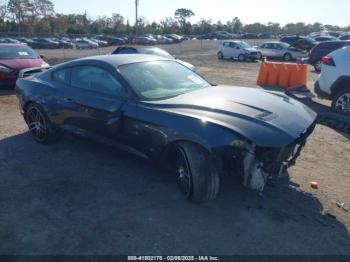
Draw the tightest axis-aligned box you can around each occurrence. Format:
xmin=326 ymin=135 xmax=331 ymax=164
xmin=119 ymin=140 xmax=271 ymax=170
xmin=18 ymin=67 xmax=51 ymax=79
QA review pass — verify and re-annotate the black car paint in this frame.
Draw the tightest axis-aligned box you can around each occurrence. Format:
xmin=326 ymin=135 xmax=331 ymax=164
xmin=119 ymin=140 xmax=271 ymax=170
xmin=308 ymin=41 xmax=350 ymax=65
xmin=15 ymin=55 xmax=317 ymax=163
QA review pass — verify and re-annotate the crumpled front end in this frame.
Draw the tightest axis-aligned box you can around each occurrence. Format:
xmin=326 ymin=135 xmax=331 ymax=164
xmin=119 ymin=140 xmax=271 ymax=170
xmin=223 ymin=121 xmax=316 ymax=192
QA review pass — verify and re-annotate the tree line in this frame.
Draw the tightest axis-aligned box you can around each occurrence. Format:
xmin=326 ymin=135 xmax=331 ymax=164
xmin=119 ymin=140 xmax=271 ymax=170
xmin=0 ymin=1 xmax=348 ymax=36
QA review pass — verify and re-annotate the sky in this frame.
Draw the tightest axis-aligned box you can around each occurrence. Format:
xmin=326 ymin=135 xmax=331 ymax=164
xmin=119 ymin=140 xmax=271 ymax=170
xmin=52 ymin=0 xmax=349 ymax=26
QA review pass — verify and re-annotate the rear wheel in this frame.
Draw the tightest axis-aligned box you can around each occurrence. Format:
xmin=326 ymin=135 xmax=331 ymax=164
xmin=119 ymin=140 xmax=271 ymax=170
xmin=167 ymin=142 xmax=220 ymax=202
xmin=217 ymin=51 xmax=223 ymax=60
xmin=25 ymin=103 xmax=62 ymax=144
xmin=332 ymin=88 xmax=350 ymax=115
xmin=283 ymin=53 xmax=292 ymax=61
xmin=314 ymin=60 xmax=322 ymax=72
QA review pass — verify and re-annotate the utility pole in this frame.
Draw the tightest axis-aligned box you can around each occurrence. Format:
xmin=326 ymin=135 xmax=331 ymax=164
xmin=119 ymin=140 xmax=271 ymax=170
xmin=135 ymin=0 xmax=139 ymax=36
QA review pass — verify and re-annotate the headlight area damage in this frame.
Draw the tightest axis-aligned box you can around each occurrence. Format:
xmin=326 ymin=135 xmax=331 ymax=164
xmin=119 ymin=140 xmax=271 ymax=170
xmin=221 ymin=122 xmax=316 ymax=192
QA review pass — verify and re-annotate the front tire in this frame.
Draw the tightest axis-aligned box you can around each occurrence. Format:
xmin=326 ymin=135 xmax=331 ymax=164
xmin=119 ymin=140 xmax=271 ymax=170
xmin=25 ymin=103 xmax=62 ymax=144
xmin=167 ymin=143 xmax=220 ymax=202
xmin=332 ymin=88 xmax=350 ymax=115
xmin=238 ymin=54 xmax=246 ymax=62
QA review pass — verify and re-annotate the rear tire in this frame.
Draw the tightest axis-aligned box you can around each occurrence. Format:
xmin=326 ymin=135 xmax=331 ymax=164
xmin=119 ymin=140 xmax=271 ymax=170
xmin=332 ymin=88 xmax=350 ymax=115
xmin=283 ymin=53 xmax=292 ymax=61
xmin=25 ymin=103 xmax=62 ymax=144
xmin=167 ymin=142 xmax=220 ymax=202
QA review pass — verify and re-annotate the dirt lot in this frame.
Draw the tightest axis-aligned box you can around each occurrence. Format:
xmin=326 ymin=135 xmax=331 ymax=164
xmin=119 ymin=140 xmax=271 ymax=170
xmin=0 ymin=41 xmax=349 ymax=255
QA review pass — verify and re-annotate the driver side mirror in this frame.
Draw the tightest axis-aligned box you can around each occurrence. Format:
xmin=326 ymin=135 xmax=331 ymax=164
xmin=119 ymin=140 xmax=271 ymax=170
xmin=39 ymin=54 xmax=45 ymax=59
xmin=236 ymin=46 xmax=240 ymax=50
xmin=173 ymin=55 xmax=177 ymax=59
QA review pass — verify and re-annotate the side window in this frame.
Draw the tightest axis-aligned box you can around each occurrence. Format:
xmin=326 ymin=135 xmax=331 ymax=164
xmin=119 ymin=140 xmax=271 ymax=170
xmin=118 ymin=48 xmax=137 ymax=54
xmin=229 ymin=42 xmax=237 ymax=48
xmin=71 ymin=66 xmax=123 ymax=96
xmin=223 ymin=42 xmax=229 ymax=47
xmin=52 ymin=69 xmax=67 ymax=83
xmin=274 ymin=44 xmax=282 ymax=50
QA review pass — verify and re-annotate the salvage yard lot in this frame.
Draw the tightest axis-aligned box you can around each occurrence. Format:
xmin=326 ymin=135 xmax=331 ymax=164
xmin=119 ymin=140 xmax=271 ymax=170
xmin=0 ymin=40 xmax=349 ymax=255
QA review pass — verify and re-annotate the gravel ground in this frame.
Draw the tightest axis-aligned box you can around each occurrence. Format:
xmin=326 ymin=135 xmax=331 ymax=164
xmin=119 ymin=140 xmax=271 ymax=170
xmin=0 ymin=41 xmax=349 ymax=255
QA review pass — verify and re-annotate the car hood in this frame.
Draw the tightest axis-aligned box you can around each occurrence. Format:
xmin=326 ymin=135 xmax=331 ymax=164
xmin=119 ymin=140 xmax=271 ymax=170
xmin=243 ymin=47 xmax=258 ymax=53
xmin=143 ymin=86 xmax=317 ymax=147
xmin=0 ymin=58 xmax=45 ymax=70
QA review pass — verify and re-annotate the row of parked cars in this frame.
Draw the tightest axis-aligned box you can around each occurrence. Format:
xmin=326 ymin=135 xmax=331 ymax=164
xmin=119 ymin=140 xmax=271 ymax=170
xmin=215 ymin=36 xmax=350 ymax=115
xmin=0 ymin=34 xmax=186 ymax=49
xmin=216 ymin=34 xmax=350 ymax=72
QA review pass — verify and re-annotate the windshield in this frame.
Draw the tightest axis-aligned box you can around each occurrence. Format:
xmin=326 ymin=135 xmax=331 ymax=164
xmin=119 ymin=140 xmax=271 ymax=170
xmin=0 ymin=46 xmax=39 ymax=59
xmin=304 ymin=37 xmax=317 ymax=43
xmin=138 ymin=48 xmax=174 ymax=59
xmin=119 ymin=61 xmax=210 ymax=100
xmin=238 ymin=41 xmax=251 ymax=48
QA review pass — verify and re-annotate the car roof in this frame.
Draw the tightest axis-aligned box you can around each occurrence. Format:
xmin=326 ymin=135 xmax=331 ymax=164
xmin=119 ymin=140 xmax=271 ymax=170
xmin=74 ymin=54 xmax=172 ymax=68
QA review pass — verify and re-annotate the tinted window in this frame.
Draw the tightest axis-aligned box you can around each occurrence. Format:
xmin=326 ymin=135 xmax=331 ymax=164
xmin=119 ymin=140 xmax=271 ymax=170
xmin=223 ymin=42 xmax=230 ymax=47
xmin=229 ymin=42 xmax=237 ymax=48
xmin=273 ymin=44 xmax=283 ymax=49
xmin=320 ymin=42 xmax=344 ymax=50
xmin=71 ymin=66 xmax=123 ymax=96
xmin=52 ymin=69 xmax=67 ymax=83
xmin=117 ymin=48 xmax=137 ymax=54
xmin=263 ymin=43 xmax=273 ymax=49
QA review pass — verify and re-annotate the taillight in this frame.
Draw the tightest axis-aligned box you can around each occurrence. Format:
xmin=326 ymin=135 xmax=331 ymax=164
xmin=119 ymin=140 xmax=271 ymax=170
xmin=321 ymin=56 xmax=336 ymax=66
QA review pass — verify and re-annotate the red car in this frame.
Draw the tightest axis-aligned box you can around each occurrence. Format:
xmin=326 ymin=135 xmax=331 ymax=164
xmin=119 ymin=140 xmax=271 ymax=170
xmin=0 ymin=44 xmax=49 ymax=88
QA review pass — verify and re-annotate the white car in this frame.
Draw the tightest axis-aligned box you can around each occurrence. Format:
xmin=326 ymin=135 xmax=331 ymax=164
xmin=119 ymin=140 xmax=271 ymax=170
xmin=255 ymin=42 xmax=307 ymax=61
xmin=217 ymin=41 xmax=258 ymax=61
xmin=75 ymin=39 xmax=99 ymax=49
xmin=315 ymin=46 xmax=350 ymax=114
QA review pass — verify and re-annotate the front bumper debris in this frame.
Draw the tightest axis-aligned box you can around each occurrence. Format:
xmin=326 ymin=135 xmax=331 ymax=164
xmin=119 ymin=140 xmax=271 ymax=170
xmin=242 ymin=121 xmax=316 ymax=192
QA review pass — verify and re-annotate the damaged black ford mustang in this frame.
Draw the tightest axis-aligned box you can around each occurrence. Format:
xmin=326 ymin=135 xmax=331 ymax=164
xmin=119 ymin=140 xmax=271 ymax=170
xmin=15 ymin=55 xmax=317 ymax=202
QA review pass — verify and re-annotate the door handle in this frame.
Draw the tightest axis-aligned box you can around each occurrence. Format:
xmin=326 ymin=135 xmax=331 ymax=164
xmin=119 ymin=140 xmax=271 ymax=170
xmin=64 ymin=97 xmax=74 ymax=103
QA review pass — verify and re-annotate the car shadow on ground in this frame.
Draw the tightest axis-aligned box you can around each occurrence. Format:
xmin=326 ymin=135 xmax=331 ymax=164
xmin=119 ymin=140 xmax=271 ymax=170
xmin=0 ymin=132 xmax=349 ymax=255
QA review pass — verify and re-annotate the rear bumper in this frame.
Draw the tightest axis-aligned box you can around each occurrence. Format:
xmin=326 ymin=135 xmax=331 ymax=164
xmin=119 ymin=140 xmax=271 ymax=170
xmin=314 ymin=80 xmax=331 ymax=99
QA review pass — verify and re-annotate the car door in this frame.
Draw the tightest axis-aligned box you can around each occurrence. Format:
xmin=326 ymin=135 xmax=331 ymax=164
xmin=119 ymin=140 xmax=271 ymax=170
xmin=229 ymin=42 xmax=239 ymax=58
xmin=272 ymin=43 xmax=283 ymax=57
xmin=220 ymin=42 xmax=230 ymax=58
xmin=259 ymin=44 xmax=269 ymax=57
xmin=263 ymin=43 xmax=275 ymax=57
xmin=57 ymin=65 xmax=133 ymax=140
